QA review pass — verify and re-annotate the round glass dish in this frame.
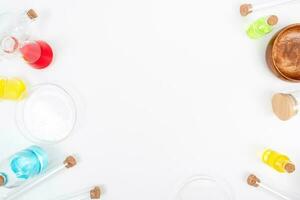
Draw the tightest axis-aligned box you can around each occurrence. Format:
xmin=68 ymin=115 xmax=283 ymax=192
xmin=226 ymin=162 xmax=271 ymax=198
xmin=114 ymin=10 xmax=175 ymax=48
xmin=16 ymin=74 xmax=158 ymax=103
xmin=15 ymin=83 xmax=77 ymax=144
xmin=174 ymin=175 xmax=234 ymax=200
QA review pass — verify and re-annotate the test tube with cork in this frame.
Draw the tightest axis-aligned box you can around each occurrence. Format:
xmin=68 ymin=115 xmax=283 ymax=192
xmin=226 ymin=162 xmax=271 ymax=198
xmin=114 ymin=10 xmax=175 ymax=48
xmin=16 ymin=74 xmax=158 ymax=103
xmin=240 ymin=0 xmax=299 ymax=16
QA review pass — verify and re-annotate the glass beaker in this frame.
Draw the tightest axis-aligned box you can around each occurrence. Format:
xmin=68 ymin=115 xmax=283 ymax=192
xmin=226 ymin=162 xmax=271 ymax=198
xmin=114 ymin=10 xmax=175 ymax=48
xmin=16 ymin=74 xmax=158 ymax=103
xmin=174 ymin=175 xmax=234 ymax=200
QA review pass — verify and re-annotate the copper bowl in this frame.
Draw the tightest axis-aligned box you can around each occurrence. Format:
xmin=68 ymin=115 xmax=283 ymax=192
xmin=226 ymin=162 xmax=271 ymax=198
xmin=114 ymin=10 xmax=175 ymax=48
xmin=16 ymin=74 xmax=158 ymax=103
xmin=266 ymin=24 xmax=300 ymax=82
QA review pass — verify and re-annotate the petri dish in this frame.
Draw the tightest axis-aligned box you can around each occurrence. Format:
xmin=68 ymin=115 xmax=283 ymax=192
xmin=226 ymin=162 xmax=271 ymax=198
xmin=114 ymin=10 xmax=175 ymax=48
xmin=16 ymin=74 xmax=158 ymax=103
xmin=16 ymin=83 xmax=77 ymax=144
xmin=174 ymin=175 xmax=234 ymax=200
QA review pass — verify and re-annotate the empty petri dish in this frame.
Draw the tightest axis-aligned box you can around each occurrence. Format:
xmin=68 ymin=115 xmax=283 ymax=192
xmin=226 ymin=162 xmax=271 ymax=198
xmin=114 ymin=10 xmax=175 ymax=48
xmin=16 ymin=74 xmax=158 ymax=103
xmin=16 ymin=83 xmax=77 ymax=144
xmin=174 ymin=175 xmax=234 ymax=200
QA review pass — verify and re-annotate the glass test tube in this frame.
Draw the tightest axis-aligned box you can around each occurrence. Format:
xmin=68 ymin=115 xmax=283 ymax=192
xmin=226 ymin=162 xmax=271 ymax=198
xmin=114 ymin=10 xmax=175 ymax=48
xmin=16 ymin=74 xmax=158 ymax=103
xmin=271 ymin=92 xmax=300 ymax=121
xmin=240 ymin=0 xmax=299 ymax=16
xmin=247 ymin=174 xmax=293 ymax=200
xmin=48 ymin=186 xmax=101 ymax=200
xmin=2 ymin=156 xmax=77 ymax=200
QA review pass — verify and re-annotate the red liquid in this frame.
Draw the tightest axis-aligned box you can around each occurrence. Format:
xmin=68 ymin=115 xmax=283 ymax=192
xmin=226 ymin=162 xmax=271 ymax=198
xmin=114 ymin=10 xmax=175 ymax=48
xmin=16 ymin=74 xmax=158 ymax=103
xmin=20 ymin=41 xmax=53 ymax=69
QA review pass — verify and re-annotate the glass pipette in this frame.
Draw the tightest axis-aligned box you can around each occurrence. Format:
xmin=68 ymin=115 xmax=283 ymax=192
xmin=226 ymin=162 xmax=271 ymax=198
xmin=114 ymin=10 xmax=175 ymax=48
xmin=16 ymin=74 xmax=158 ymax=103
xmin=240 ymin=0 xmax=299 ymax=16
xmin=247 ymin=174 xmax=293 ymax=200
xmin=1 ymin=155 xmax=77 ymax=200
xmin=48 ymin=186 xmax=101 ymax=200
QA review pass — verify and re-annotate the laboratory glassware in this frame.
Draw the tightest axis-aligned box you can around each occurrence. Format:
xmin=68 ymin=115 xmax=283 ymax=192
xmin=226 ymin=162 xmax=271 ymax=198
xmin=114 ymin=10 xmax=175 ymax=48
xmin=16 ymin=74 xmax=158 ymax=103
xmin=2 ymin=156 xmax=77 ymax=200
xmin=0 ymin=146 xmax=48 ymax=188
xmin=246 ymin=15 xmax=278 ymax=39
xmin=16 ymin=83 xmax=77 ymax=144
xmin=174 ymin=175 xmax=234 ymax=200
xmin=0 ymin=9 xmax=37 ymax=58
xmin=240 ymin=0 xmax=299 ymax=16
xmin=48 ymin=186 xmax=101 ymax=200
xmin=247 ymin=174 xmax=293 ymax=200
xmin=262 ymin=149 xmax=295 ymax=173
xmin=0 ymin=78 xmax=27 ymax=101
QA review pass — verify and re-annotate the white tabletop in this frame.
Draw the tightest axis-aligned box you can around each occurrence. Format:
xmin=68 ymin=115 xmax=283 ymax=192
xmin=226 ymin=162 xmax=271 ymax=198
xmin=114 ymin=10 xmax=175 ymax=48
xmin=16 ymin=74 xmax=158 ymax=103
xmin=1 ymin=0 xmax=300 ymax=199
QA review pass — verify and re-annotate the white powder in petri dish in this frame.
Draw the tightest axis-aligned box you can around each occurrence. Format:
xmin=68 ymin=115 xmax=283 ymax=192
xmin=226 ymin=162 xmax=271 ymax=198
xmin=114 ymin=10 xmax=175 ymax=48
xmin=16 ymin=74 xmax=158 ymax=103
xmin=16 ymin=84 xmax=76 ymax=144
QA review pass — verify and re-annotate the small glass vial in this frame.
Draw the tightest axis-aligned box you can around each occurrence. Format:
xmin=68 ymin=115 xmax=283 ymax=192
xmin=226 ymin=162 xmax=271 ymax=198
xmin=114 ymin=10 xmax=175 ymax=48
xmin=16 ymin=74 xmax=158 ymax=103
xmin=271 ymin=92 xmax=300 ymax=121
xmin=262 ymin=149 xmax=295 ymax=173
xmin=0 ymin=78 xmax=27 ymax=100
xmin=0 ymin=146 xmax=48 ymax=188
xmin=246 ymin=15 xmax=278 ymax=39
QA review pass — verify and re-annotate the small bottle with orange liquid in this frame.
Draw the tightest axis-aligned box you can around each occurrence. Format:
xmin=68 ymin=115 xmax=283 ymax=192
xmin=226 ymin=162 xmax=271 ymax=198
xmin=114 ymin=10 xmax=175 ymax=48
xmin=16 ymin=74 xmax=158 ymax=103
xmin=262 ymin=149 xmax=295 ymax=173
xmin=0 ymin=78 xmax=27 ymax=100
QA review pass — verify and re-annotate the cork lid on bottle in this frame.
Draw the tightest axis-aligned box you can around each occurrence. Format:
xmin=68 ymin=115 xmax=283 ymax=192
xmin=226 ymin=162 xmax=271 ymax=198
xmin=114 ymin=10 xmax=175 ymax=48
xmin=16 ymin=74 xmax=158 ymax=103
xmin=272 ymin=93 xmax=297 ymax=121
xmin=64 ymin=156 xmax=77 ymax=168
xmin=90 ymin=186 xmax=101 ymax=199
xmin=240 ymin=4 xmax=253 ymax=16
xmin=0 ymin=175 xmax=5 ymax=186
xmin=247 ymin=174 xmax=260 ymax=187
xmin=284 ymin=162 xmax=296 ymax=173
xmin=267 ymin=15 xmax=278 ymax=26
xmin=26 ymin=9 xmax=38 ymax=20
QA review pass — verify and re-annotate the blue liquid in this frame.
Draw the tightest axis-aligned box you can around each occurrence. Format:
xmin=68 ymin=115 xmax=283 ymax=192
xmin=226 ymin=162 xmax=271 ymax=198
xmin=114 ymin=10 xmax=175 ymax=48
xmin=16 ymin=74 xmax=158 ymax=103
xmin=10 ymin=146 xmax=48 ymax=180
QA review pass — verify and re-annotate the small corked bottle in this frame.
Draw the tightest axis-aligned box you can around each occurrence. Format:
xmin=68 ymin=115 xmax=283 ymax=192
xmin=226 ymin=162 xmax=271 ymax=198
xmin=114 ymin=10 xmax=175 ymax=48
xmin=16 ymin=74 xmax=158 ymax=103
xmin=272 ymin=92 xmax=300 ymax=121
xmin=246 ymin=15 xmax=278 ymax=39
xmin=262 ymin=149 xmax=295 ymax=173
xmin=0 ymin=77 xmax=27 ymax=100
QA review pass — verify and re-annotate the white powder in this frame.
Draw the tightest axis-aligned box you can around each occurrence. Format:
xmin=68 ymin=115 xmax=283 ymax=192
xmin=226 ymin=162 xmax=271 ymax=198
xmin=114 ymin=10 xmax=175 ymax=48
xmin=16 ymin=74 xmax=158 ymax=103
xmin=20 ymin=84 xmax=76 ymax=143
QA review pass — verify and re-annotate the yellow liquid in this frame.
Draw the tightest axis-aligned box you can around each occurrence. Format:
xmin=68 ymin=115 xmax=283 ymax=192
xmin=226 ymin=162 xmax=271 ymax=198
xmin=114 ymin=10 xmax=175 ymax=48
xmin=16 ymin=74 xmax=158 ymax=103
xmin=262 ymin=149 xmax=292 ymax=173
xmin=0 ymin=78 xmax=26 ymax=100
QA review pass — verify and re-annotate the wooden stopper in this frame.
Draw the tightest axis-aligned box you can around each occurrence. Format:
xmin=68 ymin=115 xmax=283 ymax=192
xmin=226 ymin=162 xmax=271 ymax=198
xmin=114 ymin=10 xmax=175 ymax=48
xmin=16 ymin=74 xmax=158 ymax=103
xmin=247 ymin=174 xmax=260 ymax=187
xmin=27 ymin=9 xmax=38 ymax=20
xmin=0 ymin=175 xmax=5 ymax=186
xmin=240 ymin=4 xmax=252 ymax=16
xmin=90 ymin=186 xmax=101 ymax=199
xmin=63 ymin=156 xmax=77 ymax=168
xmin=267 ymin=15 xmax=278 ymax=26
xmin=272 ymin=93 xmax=297 ymax=121
xmin=284 ymin=162 xmax=296 ymax=173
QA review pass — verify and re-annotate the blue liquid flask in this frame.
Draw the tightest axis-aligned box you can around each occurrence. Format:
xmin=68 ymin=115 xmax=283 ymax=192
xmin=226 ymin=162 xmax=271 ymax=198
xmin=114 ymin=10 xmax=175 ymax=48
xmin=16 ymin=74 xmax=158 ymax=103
xmin=0 ymin=146 xmax=48 ymax=188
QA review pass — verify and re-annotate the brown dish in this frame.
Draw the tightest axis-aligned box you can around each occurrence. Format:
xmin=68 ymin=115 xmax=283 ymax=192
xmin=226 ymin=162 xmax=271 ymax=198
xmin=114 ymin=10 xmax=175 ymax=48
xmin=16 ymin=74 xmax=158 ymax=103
xmin=266 ymin=24 xmax=300 ymax=82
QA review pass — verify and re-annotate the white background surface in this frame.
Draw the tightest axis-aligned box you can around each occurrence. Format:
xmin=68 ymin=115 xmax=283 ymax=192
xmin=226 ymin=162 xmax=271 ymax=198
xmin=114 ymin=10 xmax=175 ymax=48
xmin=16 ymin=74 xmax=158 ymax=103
xmin=1 ymin=0 xmax=300 ymax=199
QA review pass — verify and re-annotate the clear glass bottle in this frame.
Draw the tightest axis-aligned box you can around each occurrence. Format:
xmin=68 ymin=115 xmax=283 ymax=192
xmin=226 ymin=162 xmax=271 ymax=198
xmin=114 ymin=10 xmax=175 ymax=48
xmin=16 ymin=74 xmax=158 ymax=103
xmin=246 ymin=15 xmax=278 ymax=39
xmin=0 ymin=77 xmax=27 ymax=101
xmin=0 ymin=146 xmax=48 ymax=188
xmin=0 ymin=9 xmax=38 ymax=58
xmin=262 ymin=149 xmax=295 ymax=173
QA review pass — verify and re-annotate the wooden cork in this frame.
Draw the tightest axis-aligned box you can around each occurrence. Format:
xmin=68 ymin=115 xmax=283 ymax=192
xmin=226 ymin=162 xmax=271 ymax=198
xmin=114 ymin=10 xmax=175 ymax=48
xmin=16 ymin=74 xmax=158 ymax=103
xmin=63 ymin=156 xmax=77 ymax=168
xmin=247 ymin=174 xmax=260 ymax=187
xmin=272 ymin=93 xmax=297 ymax=121
xmin=267 ymin=15 xmax=278 ymax=26
xmin=27 ymin=9 xmax=38 ymax=20
xmin=90 ymin=186 xmax=101 ymax=199
xmin=240 ymin=4 xmax=252 ymax=16
xmin=0 ymin=176 xmax=5 ymax=186
xmin=284 ymin=162 xmax=296 ymax=173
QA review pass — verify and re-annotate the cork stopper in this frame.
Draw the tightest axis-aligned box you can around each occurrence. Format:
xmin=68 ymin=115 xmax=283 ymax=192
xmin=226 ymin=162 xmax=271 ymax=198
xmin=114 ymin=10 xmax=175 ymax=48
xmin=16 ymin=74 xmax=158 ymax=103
xmin=240 ymin=4 xmax=253 ymax=16
xmin=272 ymin=93 xmax=297 ymax=121
xmin=247 ymin=174 xmax=260 ymax=187
xmin=0 ymin=175 xmax=5 ymax=186
xmin=90 ymin=186 xmax=101 ymax=199
xmin=63 ymin=156 xmax=77 ymax=168
xmin=284 ymin=162 xmax=296 ymax=173
xmin=267 ymin=15 xmax=278 ymax=26
xmin=26 ymin=9 xmax=38 ymax=20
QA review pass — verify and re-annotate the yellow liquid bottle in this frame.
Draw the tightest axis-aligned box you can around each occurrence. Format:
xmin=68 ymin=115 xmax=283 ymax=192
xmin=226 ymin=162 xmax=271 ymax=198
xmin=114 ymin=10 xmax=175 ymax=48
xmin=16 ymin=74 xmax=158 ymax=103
xmin=0 ymin=78 xmax=26 ymax=100
xmin=262 ymin=149 xmax=295 ymax=173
